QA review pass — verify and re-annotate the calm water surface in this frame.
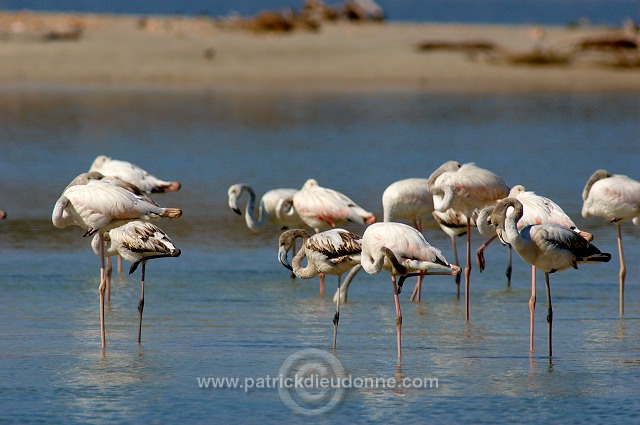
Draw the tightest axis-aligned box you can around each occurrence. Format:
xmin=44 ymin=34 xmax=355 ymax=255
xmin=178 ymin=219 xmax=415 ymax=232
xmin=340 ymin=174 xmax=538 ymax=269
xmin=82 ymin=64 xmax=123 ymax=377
xmin=0 ymin=89 xmax=639 ymax=423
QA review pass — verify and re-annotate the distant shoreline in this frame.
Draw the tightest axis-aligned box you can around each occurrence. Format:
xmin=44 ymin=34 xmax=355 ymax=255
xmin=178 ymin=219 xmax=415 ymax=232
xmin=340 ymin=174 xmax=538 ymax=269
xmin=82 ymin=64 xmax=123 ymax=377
xmin=0 ymin=11 xmax=638 ymax=93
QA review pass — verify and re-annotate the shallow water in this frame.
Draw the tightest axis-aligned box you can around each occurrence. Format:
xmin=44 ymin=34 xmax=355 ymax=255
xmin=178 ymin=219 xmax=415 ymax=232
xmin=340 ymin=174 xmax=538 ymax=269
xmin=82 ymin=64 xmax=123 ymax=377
xmin=1 ymin=89 xmax=639 ymax=423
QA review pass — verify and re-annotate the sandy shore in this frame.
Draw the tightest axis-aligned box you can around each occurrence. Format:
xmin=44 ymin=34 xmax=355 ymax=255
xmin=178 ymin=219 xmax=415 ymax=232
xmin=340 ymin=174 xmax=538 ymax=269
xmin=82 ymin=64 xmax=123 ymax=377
xmin=0 ymin=11 xmax=639 ymax=93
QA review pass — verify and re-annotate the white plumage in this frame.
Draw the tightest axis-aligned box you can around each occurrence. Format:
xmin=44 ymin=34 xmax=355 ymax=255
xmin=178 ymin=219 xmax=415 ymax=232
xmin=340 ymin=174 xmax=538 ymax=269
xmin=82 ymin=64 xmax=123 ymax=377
xmin=427 ymin=160 xmax=510 ymax=321
xmin=360 ymin=222 xmax=460 ymax=361
xmin=89 ymin=155 xmax=181 ymax=194
xmin=293 ymin=179 xmax=376 ymax=233
xmin=227 ymin=183 xmax=304 ymax=231
xmin=581 ymin=169 xmax=640 ymax=316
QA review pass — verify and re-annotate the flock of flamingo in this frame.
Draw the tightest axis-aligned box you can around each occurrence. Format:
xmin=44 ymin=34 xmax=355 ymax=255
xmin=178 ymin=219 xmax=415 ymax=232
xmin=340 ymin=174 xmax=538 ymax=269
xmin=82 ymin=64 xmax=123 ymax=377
xmin=46 ymin=155 xmax=639 ymax=361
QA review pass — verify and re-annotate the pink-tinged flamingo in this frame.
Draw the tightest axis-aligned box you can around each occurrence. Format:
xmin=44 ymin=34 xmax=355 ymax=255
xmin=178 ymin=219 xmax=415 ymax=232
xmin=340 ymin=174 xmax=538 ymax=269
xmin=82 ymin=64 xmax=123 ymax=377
xmin=52 ymin=179 xmax=182 ymax=348
xmin=89 ymin=155 xmax=181 ymax=194
xmin=278 ymin=228 xmax=362 ymax=349
xmin=382 ymin=178 xmax=437 ymax=303
xmin=0 ymin=210 xmax=6 ymax=219
xmin=477 ymin=185 xmax=593 ymax=352
xmin=490 ymin=197 xmax=611 ymax=357
xmin=227 ymin=183 xmax=304 ymax=232
xmin=427 ymin=161 xmax=510 ymax=321
xmin=360 ymin=222 xmax=461 ymax=362
xmin=293 ymin=179 xmax=375 ymax=295
xmin=92 ymin=221 xmax=181 ymax=343
xmin=581 ymin=169 xmax=640 ymax=316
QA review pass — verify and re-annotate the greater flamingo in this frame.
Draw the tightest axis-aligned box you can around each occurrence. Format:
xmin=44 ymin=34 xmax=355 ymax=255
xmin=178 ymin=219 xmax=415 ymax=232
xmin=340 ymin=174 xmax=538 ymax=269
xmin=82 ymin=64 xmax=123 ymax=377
xmin=52 ymin=178 xmax=182 ymax=348
xmin=89 ymin=155 xmax=181 ymax=194
xmin=490 ymin=197 xmax=611 ymax=357
xmin=278 ymin=228 xmax=362 ymax=349
xmin=92 ymin=221 xmax=181 ymax=343
xmin=382 ymin=178 xmax=437 ymax=304
xmin=475 ymin=184 xmax=593 ymax=284
xmin=227 ymin=183 xmax=304 ymax=231
xmin=477 ymin=185 xmax=593 ymax=352
xmin=581 ymin=169 xmax=640 ymax=316
xmin=429 ymin=208 xmax=474 ymax=299
xmin=360 ymin=222 xmax=461 ymax=362
xmin=427 ymin=161 xmax=510 ymax=321
xmin=293 ymin=179 xmax=375 ymax=295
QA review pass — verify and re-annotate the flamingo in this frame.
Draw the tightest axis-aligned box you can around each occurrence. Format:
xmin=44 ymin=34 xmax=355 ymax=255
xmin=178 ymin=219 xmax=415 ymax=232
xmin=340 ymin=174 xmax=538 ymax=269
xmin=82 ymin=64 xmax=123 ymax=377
xmin=581 ymin=169 xmax=640 ymax=316
xmin=475 ymin=185 xmax=593 ymax=284
xmin=476 ymin=185 xmax=593 ymax=352
xmin=427 ymin=161 xmax=510 ymax=321
xmin=91 ymin=221 xmax=181 ymax=343
xmin=382 ymin=178 xmax=437 ymax=303
xmin=278 ymin=228 xmax=362 ymax=349
xmin=227 ymin=183 xmax=304 ymax=231
xmin=293 ymin=179 xmax=375 ymax=295
xmin=89 ymin=155 xmax=181 ymax=194
xmin=0 ymin=210 xmax=6 ymax=219
xmin=52 ymin=178 xmax=182 ymax=348
xmin=360 ymin=222 xmax=461 ymax=362
xmin=490 ymin=197 xmax=611 ymax=357
xmin=430 ymin=208 xmax=475 ymax=299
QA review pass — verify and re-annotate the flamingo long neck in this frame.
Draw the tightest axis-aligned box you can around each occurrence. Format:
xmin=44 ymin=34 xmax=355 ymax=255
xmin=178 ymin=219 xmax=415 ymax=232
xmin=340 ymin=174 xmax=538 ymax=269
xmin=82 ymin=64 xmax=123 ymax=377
xmin=275 ymin=198 xmax=296 ymax=221
xmin=503 ymin=199 xmax=525 ymax=248
xmin=291 ymin=233 xmax=318 ymax=279
xmin=243 ymin=187 xmax=266 ymax=231
xmin=432 ymin=186 xmax=455 ymax=212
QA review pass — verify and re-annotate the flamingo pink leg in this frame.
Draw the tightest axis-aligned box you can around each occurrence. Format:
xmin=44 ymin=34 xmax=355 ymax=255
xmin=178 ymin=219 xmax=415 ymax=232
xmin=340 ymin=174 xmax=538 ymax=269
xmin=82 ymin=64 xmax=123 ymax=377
xmin=98 ymin=234 xmax=106 ymax=349
xmin=529 ymin=265 xmax=536 ymax=353
xmin=464 ymin=216 xmax=472 ymax=321
xmin=616 ymin=222 xmax=625 ymax=317
xmin=409 ymin=275 xmax=424 ymax=302
xmin=545 ymin=272 xmax=553 ymax=357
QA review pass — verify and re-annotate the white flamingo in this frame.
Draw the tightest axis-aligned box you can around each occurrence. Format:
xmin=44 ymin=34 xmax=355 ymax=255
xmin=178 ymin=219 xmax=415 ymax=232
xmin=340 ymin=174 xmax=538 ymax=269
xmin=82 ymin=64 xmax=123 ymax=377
xmin=293 ymin=179 xmax=375 ymax=295
xmin=92 ymin=221 xmax=181 ymax=343
xmin=490 ymin=197 xmax=611 ymax=357
xmin=427 ymin=161 xmax=510 ymax=321
xmin=581 ymin=169 xmax=640 ymax=316
xmin=227 ymin=183 xmax=304 ymax=231
xmin=278 ymin=228 xmax=362 ymax=349
xmin=476 ymin=185 xmax=593 ymax=352
xmin=89 ymin=155 xmax=181 ymax=194
xmin=360 ymin=222 xmax=461 ymax=362
xmin=52 ymin=178 xmax=182 ymax=348
xmin=381 ymin=178 xmax=437 ymax=303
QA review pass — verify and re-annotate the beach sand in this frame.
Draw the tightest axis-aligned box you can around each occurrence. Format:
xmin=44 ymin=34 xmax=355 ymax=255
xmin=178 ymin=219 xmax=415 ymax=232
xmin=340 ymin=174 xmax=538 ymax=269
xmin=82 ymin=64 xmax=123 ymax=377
xmin=0 ymin=11 xmax=639 ymax=93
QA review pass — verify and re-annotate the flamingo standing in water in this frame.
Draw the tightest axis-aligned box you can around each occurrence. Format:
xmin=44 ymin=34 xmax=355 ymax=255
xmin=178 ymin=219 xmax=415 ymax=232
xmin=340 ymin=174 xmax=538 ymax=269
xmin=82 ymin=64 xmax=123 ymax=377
xmin=360 ymin=222 xmax=461 ymax=362
xmin=381 ymin=178 xmax=437 ymax=303
xmin=278 ymin=228 xmax=362 ymax=349
xmin=476 ymin=185 xmax=593 ymax=352
xmin=430 ymin=208 xmax=475 ymax=299
xmin=227 ymin=183 xmax=304 ymax=231
xmin=293 ymin=179 xmax=375 ymax=295
xmin=581 ymin=170 xmax=640 ymax=316
xmin=427 ymin=161 xmax=510 ymax=321
xmin=52 ymin=178 xmax=182 ymax=348
xmin=92 ymin=221 xmax=181 ymax=343
xmin=89 ymin=155 xmax=181 ymax=194
xmin=490 ymin=197 xmax=611 ymax=357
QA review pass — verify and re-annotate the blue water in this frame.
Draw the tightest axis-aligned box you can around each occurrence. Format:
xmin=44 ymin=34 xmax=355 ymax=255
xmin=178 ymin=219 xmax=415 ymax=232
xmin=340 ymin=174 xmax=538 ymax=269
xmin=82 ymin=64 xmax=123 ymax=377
xmin=0 ymin=0 xmax=638 ymax=26
xmin=0 ymin=89 xmax=639 ymax=423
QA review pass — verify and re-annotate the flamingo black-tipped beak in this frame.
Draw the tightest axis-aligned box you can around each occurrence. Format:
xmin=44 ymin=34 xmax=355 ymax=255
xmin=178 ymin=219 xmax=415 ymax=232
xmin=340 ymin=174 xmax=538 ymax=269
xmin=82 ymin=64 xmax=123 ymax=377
xmin=232 ymin=207 xmax=241 ymax=215
xmin=278 ymin=246 xmax=293 ymax=271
